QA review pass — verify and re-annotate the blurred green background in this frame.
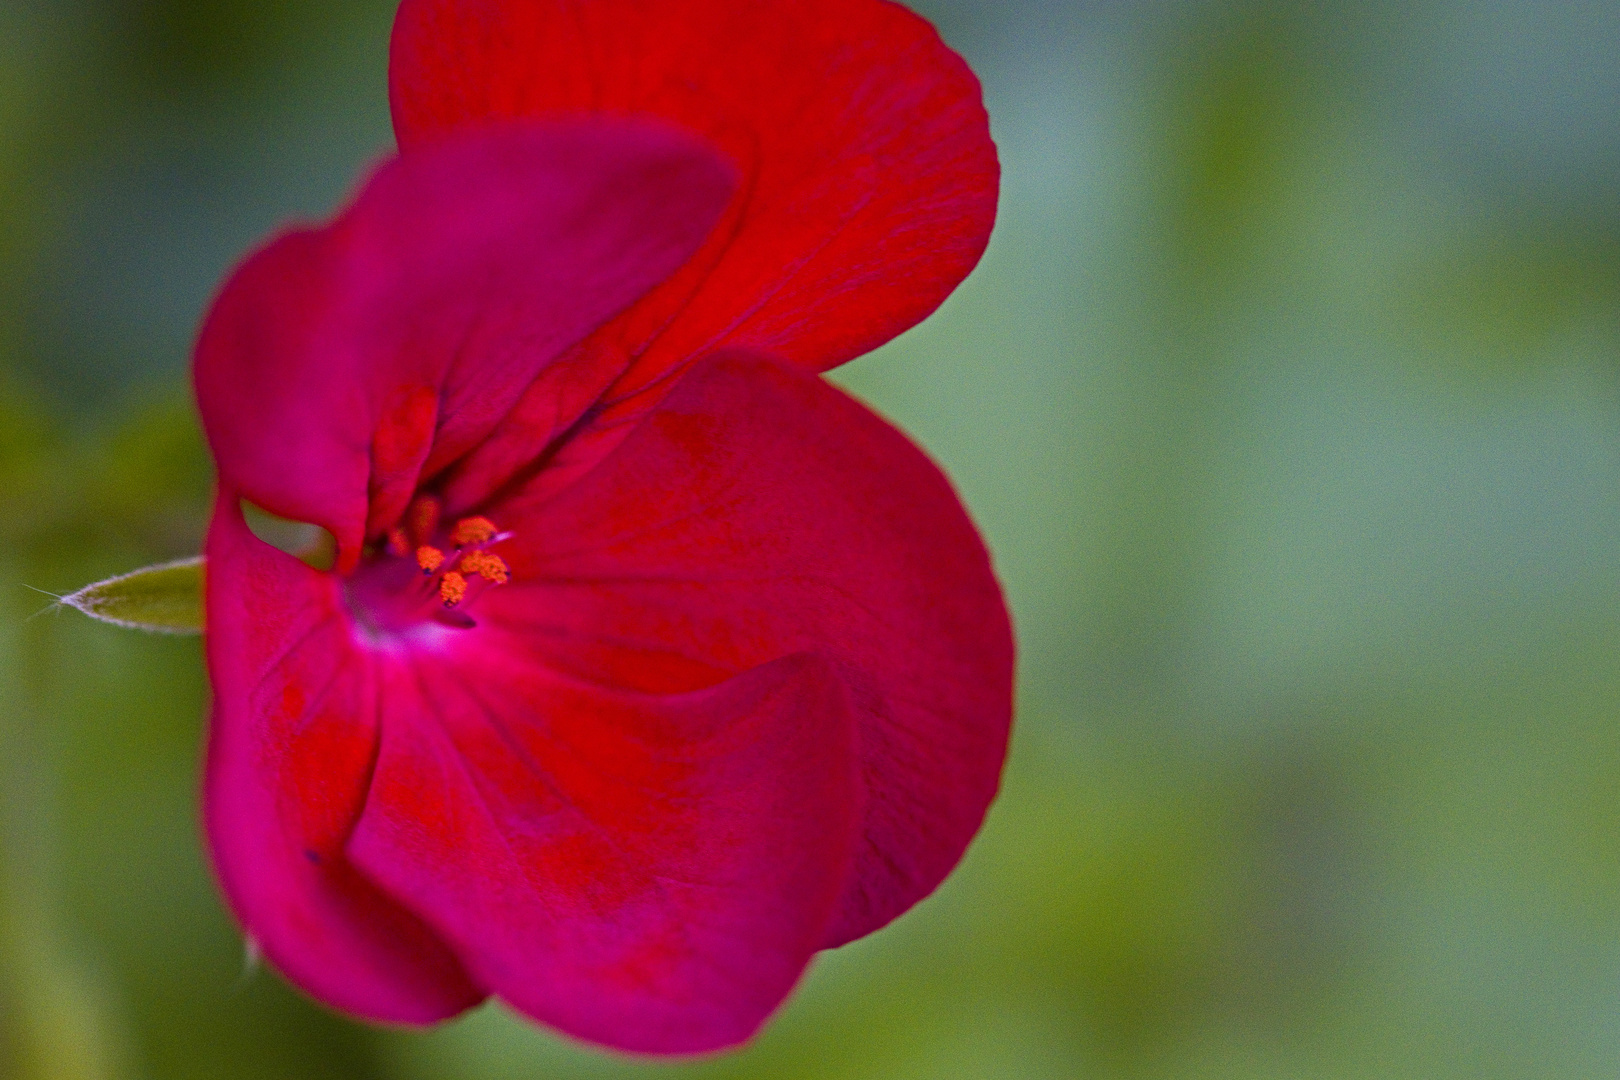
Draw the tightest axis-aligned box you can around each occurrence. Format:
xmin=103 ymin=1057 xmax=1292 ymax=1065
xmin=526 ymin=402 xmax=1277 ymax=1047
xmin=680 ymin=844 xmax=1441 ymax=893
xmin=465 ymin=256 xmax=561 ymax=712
xmin=4 ymin=0 xmax=1620 ymax=1076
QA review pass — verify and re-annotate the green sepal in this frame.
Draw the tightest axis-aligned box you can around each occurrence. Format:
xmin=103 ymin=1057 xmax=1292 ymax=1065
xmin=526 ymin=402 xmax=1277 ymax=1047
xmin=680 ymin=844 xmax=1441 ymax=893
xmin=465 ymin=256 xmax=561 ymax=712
xmin=60 ymin=557 xmax=204 ymax=635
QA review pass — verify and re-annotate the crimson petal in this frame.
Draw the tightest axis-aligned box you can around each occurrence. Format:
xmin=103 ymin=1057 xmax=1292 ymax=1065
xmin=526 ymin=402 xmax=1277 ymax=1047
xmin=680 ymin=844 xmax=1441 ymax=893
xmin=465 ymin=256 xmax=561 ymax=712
xmin=202 ymin=497 xmax=484 ymax=1022
xmin=194 ymin=121 xmax=734 ymax=570
xmin=347 ymin=652 xmax=861 ymax=1054
xmin=481 ymin=351 xmax=1015 ymax=946
xmin=390 ymin=0 xmax=999 ymax=385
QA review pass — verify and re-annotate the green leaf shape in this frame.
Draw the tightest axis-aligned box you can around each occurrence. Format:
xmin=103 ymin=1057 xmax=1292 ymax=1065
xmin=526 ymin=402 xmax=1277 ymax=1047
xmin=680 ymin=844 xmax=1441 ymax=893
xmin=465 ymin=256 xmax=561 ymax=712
xmin=59 ymin=557 xmax=203 ymax=635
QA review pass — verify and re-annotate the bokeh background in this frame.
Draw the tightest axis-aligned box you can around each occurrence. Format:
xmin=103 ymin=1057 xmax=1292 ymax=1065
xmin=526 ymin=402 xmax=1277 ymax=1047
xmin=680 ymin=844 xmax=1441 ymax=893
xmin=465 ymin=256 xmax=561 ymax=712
xmin=3 ymin=0 xmax=1620 ymax=1076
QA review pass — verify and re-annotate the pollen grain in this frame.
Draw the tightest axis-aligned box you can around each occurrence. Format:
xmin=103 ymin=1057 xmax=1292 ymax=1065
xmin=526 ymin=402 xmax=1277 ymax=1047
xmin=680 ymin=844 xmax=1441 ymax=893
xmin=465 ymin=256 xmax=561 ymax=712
xmin=461 ymin=551 xmax=510 ymax=585
xmin=439 ymin=571 xmax=468 ymax=608
xmin=416 ymin=546 xmax=446 ymax=574
xmin=450 ymin=516 xmax=499 ymax=547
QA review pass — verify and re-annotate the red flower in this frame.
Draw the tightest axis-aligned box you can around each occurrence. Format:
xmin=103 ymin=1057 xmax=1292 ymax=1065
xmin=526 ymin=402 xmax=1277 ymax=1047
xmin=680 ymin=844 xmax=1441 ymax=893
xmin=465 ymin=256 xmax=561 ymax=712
xmin=194 ymin=0 xmax=1011 ymax=1055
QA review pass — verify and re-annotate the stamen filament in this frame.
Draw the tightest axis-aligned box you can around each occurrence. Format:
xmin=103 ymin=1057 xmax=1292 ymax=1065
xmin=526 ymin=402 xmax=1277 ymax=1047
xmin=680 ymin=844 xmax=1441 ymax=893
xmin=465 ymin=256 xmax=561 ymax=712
xmin=407 ymin=495 xmax=443 ymax=547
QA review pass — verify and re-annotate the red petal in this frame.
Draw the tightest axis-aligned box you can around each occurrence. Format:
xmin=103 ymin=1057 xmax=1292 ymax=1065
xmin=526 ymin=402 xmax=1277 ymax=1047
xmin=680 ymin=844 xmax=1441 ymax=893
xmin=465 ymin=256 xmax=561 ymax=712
xmin=202 ymin=495 xmax=484 ymax=1022
xmin=390 ymin=0 xmax=998 ymax=385
xmin=346 ymin=653 xmax=861 ymax=1054
xmin=482 ymin=352 xmax=1015 ymax=946
xmin=193 ymin=122 xmax=734 ymax=571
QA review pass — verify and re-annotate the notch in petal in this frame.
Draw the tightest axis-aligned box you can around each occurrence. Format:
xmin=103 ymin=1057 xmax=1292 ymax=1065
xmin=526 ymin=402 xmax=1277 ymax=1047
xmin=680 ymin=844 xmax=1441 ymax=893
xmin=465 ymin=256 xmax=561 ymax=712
xmin=202 ymin=496 xmax=485 ymax=1022
xmin=193 ymin=120 xmax=736 ymax=571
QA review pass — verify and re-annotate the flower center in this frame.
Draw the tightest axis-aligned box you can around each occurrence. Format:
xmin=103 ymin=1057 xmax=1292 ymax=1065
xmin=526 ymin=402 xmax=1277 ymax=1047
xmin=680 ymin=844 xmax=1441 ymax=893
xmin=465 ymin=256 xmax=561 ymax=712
xmin=345 ymin=494 xmax=512 ymax=642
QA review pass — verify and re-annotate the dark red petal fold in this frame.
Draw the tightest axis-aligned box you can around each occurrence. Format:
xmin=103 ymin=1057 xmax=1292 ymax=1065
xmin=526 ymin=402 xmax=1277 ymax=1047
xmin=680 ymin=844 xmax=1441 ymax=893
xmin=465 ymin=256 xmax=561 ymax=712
xmin=346 ymin=653 xmax=861 ymax=1054
xmin=390 ymin=0 xmax=999 ymax=388
xmin=482 ymin=351 xmax=1015 ymax=945
xmin=193 ymin=121 xmax=734 ymax=570
xmin=202 ymin=497 xmax=484 ymax=1022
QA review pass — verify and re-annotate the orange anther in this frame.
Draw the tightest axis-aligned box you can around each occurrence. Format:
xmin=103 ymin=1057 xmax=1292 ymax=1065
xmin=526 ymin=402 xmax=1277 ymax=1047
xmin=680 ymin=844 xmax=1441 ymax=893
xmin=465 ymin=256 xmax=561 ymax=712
xmin=450 ymin=516 xmax=498 ymax=547
xmin=416 ymin=546 xmax=445 ymax=574
xmin=439 ymin=571 xmax=468 ymax=608
xmin=461 ymin=551 xmax=509 ymax=585
xmin=407 ymin=495 xmax=442 ymax=547
xmin=387 ymin=527 xmax=410 ymax=558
